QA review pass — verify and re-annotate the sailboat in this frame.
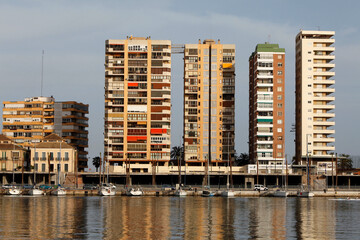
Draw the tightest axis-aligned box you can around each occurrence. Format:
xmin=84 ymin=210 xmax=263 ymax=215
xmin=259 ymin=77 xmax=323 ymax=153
xmin=297 ymin=135 xmax=314 ymax=198
xmin=274 ymin=155 xmax=289 ymax=197
xmin=99 ymin=153 xmax=116 ymax=196
xmin=8 ymin=145 xmax=21 ymax=195
xmin=8 ymin=185 xmax=21 ymax=195
xmin=126 ymin=187 xmax=143 ymax=196
xmin=175 ymin=155 xmax=187 ymax=197
xmin=222 ymin=133 xmax=234 ymax=197
xmin=52 ymin=141 xmax=66 ymax=196
xmin=29 ymin=145 xmax=44 ymax=196
xmin=202 ymin=155 xmax=214 ymax=197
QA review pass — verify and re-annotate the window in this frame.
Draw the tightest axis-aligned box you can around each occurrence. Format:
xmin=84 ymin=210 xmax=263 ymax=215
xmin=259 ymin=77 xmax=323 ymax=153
xmin=308 ymin=59 xmax=311 ymax=62
xmin=277 ymin=144 xmax=282 ymax=149
xmin=277 ymin=112 xmax=283 ymax=116
xmin=278 ymin=55 xmax=283 ymax=59
xmin=277 ymin=78 xmax=282 ymax=83
xmin=277 ymin=119 xmax=282 ymax=124
xmin=308 ymin=84 xmax=312 ymax=87
xmin=308 ymin=101 xmax=312 ymax=103
xmin=278 ymin=62 xmax=283 ymax=67
xmin=277 ymin=71 xmax=283 ymax=75
xmin=277 ymin=95 xmax=282 ymax=100
xmin=308 ymin=51 xmax=312 ymax=54
xmin=277 ymin=128 xmax=282 ymax=133
xmin=65 ymin=164 xmax=68 ymax=172
xmin=277 ymin=87 xmax=282 ymax=92
xmin=42 ymin=164 xmax=45 ymax=172
xmin=277 ymin=103 xmax=283 ymax=108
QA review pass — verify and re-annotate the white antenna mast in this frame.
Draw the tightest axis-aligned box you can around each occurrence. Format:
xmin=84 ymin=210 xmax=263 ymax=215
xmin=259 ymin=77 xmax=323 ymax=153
xmin=41 ymin=50 xmax=44 ymax=96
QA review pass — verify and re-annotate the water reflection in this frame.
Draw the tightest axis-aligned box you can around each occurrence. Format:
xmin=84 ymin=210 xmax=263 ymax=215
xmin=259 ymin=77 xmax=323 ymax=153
xmin=0 ymin=196 xmax=359 ymax=239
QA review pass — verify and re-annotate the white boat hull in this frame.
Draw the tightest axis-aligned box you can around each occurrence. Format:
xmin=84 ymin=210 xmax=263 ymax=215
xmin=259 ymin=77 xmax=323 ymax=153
xmin=8 ymin=188 xmax=21 ymax=195
xmin=221 ymin=190 xmax=235 ymax=197
xmin=53 ymin=188 xmax=66 ymax=196
xmin=30 ymin=188 xmax=44 ymax=195
xmin=274 ymin=190 xmax=289 ymax=197
xmin=99 ymin=188 xmax=116 ymax=196
xmin=297 ymin=191 xmax=314 ymax=198
xmin=126 ymin=189 xmax=143 ymax=196
xmin=175 ymin=189 xmax=187 ymax=197
xmin=202 ymin=190 xmax=215 ymax=197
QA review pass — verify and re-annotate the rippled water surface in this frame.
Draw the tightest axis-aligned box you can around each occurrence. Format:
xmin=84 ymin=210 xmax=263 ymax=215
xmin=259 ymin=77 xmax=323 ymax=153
xmin=0 ymin=196 xmax=359 ymax=239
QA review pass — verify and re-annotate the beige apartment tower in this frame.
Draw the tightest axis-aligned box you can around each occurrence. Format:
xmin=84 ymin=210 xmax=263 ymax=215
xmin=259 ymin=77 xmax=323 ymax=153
xmin=183 ymin=39 xmax=235 ymax=166
xmin=249 ymin=43 xmax=285 ymax=165
xmin=105 ymin=37 xmax=171 ymax=171
xmin=295 ymin=30 xmax=335 ymax=164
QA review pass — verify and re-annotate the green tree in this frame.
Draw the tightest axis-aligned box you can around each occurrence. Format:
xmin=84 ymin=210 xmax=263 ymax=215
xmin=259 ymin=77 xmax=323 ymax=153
xmin=92 ymin=156 xmax=101 ymax=172
xmin=338 ymin=154 xmax=353 ymax=171
xmin=171 ymin=146 xmax=183 ymax=160
xmin=235 ymin=152 xmax=250 ymax=166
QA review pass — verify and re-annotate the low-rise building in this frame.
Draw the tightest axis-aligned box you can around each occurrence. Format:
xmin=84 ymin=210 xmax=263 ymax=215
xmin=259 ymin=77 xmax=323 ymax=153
xmin=29 ymin=133 xmax=76 ymax=174
xmin=0 ymin=134 xmax=28 ymax=171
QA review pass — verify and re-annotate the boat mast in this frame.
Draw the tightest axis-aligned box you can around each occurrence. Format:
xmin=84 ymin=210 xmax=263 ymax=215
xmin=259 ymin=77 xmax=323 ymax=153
xmin=285 ymin=154 xmax=288 ymax=190
xmin=226 ymin=132 xmax=230 ymax=190
xmin=34 ymin=142 xmax=37 ymax=185
xmin=58 ymin=141 xmax=61 ymax=186
xmin=306 ymin=134 xmax=310 ymax=191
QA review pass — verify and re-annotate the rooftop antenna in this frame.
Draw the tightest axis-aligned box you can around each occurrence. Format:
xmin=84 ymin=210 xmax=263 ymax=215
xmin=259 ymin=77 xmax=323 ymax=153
xmin=41 ymin=50 xmax=44 ymax=97
xmin=267 ymin=34 xmax=271 ymax=44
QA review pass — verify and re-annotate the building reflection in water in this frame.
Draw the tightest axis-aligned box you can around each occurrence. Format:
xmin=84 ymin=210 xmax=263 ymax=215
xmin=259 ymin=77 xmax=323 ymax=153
xmin=0 ymin=196 xmax=352 ymax=239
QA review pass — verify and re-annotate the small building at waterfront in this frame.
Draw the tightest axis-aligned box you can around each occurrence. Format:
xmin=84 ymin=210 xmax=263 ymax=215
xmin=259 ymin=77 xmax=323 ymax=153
xmin=0 ymin=134 xmax=28 ymax=172
xmin=29 ymin=133 xmax=76 ymax=174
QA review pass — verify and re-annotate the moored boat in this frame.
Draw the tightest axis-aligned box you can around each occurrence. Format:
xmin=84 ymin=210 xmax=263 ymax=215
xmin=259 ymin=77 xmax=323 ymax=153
xmin=99 ymin=183 xmax=116 ymax=196
xmin=126 ymin=187 xmax=143 ymax=196
xmin=274 ymin=189 xmax=289 ymax=197
xmin=29 ymin=187 xmax=44 ymax=196
xmin=52 ymin=186 xmax=66 ymax=196
xmin=221 ymin=189 xmax=235 ymax=197
xmin=175 ymin=188 xmax=187 ymax=197
xmin=297 ymin=190 xmax=314 ymax=198
xmin=8 ymin=186 xmax=21 ymax=195
xmin=202 ymin=189 xmax=215 ymax=197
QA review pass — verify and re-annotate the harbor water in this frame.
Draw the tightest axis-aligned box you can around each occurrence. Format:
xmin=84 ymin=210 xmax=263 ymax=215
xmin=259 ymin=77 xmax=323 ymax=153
xmin=0 ymin=196 xmax=359 ymax=239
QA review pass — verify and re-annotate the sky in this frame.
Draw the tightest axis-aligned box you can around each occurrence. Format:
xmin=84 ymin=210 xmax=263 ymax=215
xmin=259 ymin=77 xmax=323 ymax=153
xmin=1 ymin=0 xmax=360 ymax=170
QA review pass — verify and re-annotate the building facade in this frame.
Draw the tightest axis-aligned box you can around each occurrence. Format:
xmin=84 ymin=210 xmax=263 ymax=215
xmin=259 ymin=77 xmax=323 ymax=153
xmin=249 ymin=43 xmax=285 ymax=165
xmin=29 ymin=133 xmax=76 ymax=175
xmin=105 ymin=37 xmax=171 ymax=172
xmin=295 ymin=30 xmax=335 ymax=164
xmin=0 ymin=134 xmax=27 ymax=172
xmin=2 ymin=96 xmax=88 ymax=171
xmin=183 ymin=39 xmax=235 ymax=166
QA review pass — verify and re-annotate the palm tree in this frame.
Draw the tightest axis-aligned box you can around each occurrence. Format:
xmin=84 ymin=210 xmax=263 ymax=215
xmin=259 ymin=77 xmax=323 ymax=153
xmin=235 ymin=153 xmax=250 ymax=166
xmin=92 ymin=157 xmax=101 ymax=172
xmin=171 ymin=146 xmax=183 ymax=161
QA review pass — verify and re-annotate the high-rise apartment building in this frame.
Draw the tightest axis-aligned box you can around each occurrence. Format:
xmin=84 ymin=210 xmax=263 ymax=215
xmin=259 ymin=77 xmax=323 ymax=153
xmin=2 ymin=96 xmax=89 ymax=170
xmin=249 ymin=43 xmax=285 ymax=165
xmin=183 ymin=39 xmax=235 ymax=166
xmin=105 ymin=37 xmax=171 ymax=172
xmin=295 ymin=30 xmax=335 ymax=164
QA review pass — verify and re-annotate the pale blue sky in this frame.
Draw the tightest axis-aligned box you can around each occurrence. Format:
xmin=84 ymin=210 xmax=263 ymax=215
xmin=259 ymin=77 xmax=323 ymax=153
xmin=1 ymin=0 xmax=360 ymax=168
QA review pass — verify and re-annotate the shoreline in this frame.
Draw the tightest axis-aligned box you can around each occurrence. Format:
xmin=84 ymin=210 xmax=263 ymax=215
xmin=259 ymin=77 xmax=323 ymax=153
xmin=1 ymin=188 xmax=360 ymax=197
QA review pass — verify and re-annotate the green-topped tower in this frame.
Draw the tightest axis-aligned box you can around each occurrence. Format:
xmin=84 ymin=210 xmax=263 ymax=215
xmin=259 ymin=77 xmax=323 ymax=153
xmin=248 ymin=43 xmax=285 ymax=166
